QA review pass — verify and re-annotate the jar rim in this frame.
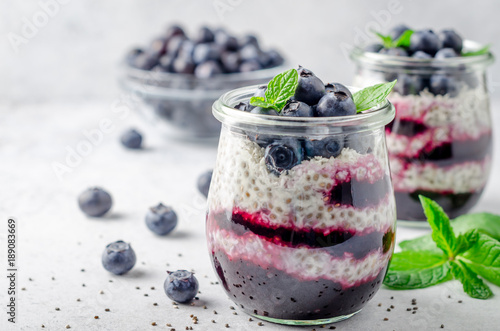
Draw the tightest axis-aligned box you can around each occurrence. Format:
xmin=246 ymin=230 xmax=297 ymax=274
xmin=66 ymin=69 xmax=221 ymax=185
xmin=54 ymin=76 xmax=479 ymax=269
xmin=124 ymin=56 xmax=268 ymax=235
xmin=212 ymin=85 xmax=395 ymax=131
xmin=351 ymin=40 xmax=494 ymax=72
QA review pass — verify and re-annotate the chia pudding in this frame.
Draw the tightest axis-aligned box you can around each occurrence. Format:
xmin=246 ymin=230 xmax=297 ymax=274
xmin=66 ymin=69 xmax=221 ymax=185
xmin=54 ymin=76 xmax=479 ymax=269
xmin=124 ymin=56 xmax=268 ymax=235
xmin=351 ymin=25 xmax=494 ymax=221
xmin=207 ymin=68 xmax=396 ymax=324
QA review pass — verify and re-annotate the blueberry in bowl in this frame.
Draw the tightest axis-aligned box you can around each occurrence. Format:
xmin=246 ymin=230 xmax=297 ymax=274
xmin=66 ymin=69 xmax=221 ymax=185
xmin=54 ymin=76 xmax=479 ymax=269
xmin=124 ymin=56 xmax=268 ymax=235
xmin=351 ymin=25 xmax=495 ymax=222
xmin=207 ymin=67 xmax=397 ymax=325
xmin=119 ymin=24 xmax=286 ymax=141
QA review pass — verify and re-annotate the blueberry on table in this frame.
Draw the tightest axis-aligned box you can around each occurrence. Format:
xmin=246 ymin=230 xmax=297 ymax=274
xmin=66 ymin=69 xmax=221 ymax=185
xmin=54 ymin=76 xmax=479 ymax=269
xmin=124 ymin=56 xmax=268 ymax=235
xmin=78 ymin=187 xmax=113 ymax=217
xmin=250 ymin=107 xmax=278 ymax=116
xmin=294 ymin=67 xmax=326 ymax=105
xmin=305 ymin=136 xmax=344 ymax=159
xmin=409 ymin=30 xmax=443 ymax=56
xmin=282 ymin=100 xmax=314 ymax=117
xmin=316 ymin=92 xmax=356 ymax=117
xmin=164 ymin=270 xmax=199 ymax=303
xmin=430 ymin=75 xmax=458 ymax=97
xmin=197 ymin=170 xmax=213 ymax=198
xmin=389 ymin=24 xmax=411 ymax=40
xmin=194 ymin=60 xmax=223 ymax=78
xmin=434 ymin=48 xmax=458 ymax=59
xmin=412 ymin=51 xmax=432 ymax=59
xmin=265 ymin=139 xmax=304 ymax=175
xmin=324 ymin=83 xmax=353 ymax=99
xmin=145 ymin=203 xmax=178 ymax=235
xmin=379 ymin=47 xmax=408 ymax=57
xmin=364 ymin=43 xmax=383 ymax=53
xmin=439 ymin=29 xmax=463 ymax=54
xmin=120 ymin=128 xmax=143 ymax=149
xmin=102 ymin=241 xmax=136 ymax=275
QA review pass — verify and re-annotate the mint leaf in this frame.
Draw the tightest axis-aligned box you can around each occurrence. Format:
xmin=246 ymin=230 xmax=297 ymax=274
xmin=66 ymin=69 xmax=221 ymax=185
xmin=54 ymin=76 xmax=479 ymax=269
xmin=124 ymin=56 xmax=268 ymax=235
xmin=419 ymin=195 xmax=458 ymax=257
xmin=352 ymin=80 xmax=396 ymax=112
xmin=453 ymin=230 xmax=479 ymax=256
xmin=373 ymin=31 xmax=394 ymax=49
xmin=394 ymin=29 xmax=414 ymax=48
xmin=249 ymin=96 xmax=272 ymax=109
xmin=460 ymin=232 xmax=500 ymax=287
xmin=450 ymin=260 xmax=493 ymax=299
xmin=249 ymin=68 xmax=298 ymax=112
xmin=400 ymin=212 xmax=500 ymax=252
xmin=384 ymin=251 xmax=451 ymax=289
xmin=461 ymin=44 xmax=491 ymax=57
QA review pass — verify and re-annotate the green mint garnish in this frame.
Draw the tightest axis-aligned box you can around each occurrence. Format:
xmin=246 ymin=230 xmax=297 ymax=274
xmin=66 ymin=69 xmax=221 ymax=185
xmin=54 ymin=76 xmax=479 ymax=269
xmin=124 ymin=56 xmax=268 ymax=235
xmin=461 ymin=44 xmax=491 ymax=57
xmin=373 ymin=29 xmax=414 ymax=49
xmin=249 ymin=69 xmax=299 ymax=112
xmin=383 ymin=196 xmax=499 ymax=299
xmin=399 ymin=212 xmax=500 ymax=252
xmin=352 ymin=80 xmax=397 ymax=113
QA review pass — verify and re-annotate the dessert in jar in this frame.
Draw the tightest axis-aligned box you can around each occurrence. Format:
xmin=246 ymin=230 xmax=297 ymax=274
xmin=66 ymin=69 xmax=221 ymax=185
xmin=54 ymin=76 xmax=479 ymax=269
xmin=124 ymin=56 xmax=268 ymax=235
xmin=351 ymin=25 xmax=494 ymax=221
xmin=206 ymin=67 xmax=397 ymax=325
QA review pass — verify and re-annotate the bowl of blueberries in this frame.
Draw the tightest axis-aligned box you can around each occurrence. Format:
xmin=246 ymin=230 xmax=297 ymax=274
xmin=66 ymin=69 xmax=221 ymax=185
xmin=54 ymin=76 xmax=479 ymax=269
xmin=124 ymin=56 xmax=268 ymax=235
xmin=119 ymin=24 xmax=286 ymax=141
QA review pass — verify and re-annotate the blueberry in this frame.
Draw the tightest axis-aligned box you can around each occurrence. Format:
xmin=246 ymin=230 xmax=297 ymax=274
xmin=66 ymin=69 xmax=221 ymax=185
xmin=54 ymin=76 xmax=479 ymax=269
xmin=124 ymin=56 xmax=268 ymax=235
xmin=164 ymin=270 xmax=199 ymax=303
xmin=439 ymin=29 xmax=463 ymax=54
xmin=120 ymin=128 xmax=143 ymax=149
xmin=305 ymin=136 xmax=344 ymax=159
xmin=412 ymin=51 xmax=432 ymax=59
xmin=165 ymin=25 xmax=186 ymax=39
xmin=234 ymin=101 xmax=253 ymax=112
xmin=264 ymin=139 xmax=303 ymax=175
xmin=148 ymin=37 xmax=168 ymax=56
xmin=102 ymin=240 xmax=136 ymax=275
xmin=166 ymin=36 xmax=187 ymax=57
xmin=177 ymin=40 xmax=196 ymax=59
xmin=324 ymin=83 xmax=353 ymax=99
xmin=409 ymin=30 xmax=442 ymax=56
xmin=145 ymin=203 xmax=178 ymax=235
xmin=239 ymin=59 xmax=262 ymax=72
xmin=344 ymin=133 xmax=375 ymax=154
xmin=195 ymin=26 xmax=215 ymax=43
xmin=250 ymin=107 xmax=278 ymax=116
xmin=194 ymin=60 xmax=223 ymax=78
xmin=316 ymin=92 xmax=356 ymax=117
xmin=263 ymin=49 xmax=284 ymax=67
xmin=282 ymin=100 xmax=314 ymax=117
xmin=194 ymin=43 xmax=221 ymax=65
xmin=158 ymin=54 xmax=176 ymax=72
xmin=389 ymin=24 xmax=411 ymax=40
xmin=379 ymin=47 xmax=408 ymax=57
xmin=214 ymin=30 xmax=239 ymax=51
xmin=126 ymin=48 xmax=144 ymax=66
xmin=434 ymin=48 xmax=458 ymax=59
xmin=172 ymin=55 xmax=195 ymax=74
xmin=239 ymin=44 xmax=261 ymax=62
xmin=430 ymin=75 xmax=458 ymax=97
xmin=133 ymin=52 xmax=160 ymax=70
xmin=78 ymin=187 xmax=112 ymax=217
xmin=253 ymin=85 xmax=267 ymax=98
xmin=294 ymin=67 xmax=326 ymax=106
xmin=364 ymin=43 xmax=383 ymax=53
xmin=220 ymin=51 xmax=240 ymax=73
xmin=239 ymin=34 xmax=259 ymax=48
xmin=395 ymin=74 xmax=425 ymax=95
xmin=197 ymin=170 xmax=213 ymax=197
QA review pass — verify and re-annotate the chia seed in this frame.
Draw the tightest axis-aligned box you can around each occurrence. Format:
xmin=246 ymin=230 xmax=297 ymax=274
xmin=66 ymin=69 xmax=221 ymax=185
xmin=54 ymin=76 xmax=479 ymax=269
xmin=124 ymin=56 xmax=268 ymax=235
xmin=383 ymin=318 xmax=389 ymax=321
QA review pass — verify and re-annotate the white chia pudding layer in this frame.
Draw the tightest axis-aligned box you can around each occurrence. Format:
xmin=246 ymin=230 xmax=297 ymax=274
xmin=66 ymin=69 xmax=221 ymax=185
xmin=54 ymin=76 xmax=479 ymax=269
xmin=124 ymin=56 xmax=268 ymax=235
xmin=209 ymin=129 xmax=396 ymax=234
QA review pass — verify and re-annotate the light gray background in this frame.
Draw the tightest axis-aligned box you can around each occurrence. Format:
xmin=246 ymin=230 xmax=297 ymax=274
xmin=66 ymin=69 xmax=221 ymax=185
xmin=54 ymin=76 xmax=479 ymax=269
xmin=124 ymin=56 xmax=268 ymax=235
xmin=1 ymin=0 xmax=500 ymax=103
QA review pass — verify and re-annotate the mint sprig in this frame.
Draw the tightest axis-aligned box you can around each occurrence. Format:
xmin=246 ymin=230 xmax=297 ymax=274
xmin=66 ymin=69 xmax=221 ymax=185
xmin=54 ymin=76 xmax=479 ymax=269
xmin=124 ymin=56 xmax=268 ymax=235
xmin=461 ymin=44 xmax=491 ymax=57
xmin=383 ymin=196 xmax=499 ymax=299
xmin=373 ymin=29 xmax=414 ymax=49
xmin=249 ymin=69 xmax=298 ymax=112
xmin=352 ymin=80 xmax=396 ymax=112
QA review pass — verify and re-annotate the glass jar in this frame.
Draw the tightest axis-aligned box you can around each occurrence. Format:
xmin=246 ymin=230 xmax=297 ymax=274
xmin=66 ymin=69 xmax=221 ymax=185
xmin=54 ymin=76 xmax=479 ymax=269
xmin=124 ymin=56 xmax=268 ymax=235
xmin=206 ymin=85 xmax=396 ymax=325
xmin=351 ymin=41 xmax=494 ymax=222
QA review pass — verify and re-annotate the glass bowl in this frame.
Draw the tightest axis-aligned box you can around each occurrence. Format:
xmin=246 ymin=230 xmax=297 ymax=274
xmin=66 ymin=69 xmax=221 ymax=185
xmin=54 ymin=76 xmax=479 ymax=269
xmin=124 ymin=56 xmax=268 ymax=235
xmin=118 ymin=63 xmax=287 ymax=141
